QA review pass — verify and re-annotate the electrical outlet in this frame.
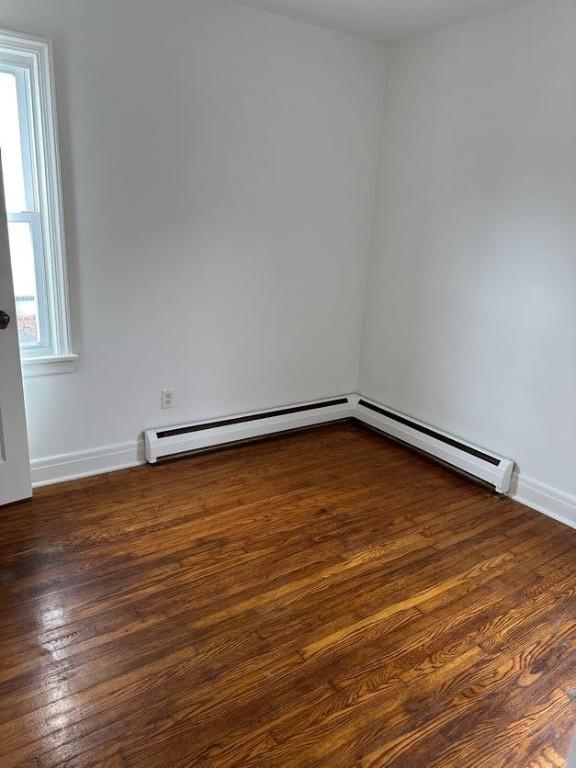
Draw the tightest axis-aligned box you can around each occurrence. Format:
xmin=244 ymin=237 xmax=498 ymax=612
xmin=161 ymin=388 xmax=175 ymax=409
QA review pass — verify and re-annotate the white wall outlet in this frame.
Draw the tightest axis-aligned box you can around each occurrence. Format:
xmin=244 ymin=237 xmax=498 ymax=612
xmin=161 ymin=388 xmax=175 ymax=409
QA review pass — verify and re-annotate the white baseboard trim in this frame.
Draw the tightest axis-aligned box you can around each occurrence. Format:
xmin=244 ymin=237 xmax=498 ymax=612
xmin=511 ymin=472 xmax=576 ymax=531
xmin=31 ymin=440 xmax=146 ymax=488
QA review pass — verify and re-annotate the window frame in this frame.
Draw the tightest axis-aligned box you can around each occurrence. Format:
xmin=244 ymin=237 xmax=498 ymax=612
xmin=0 ymin=28 xmax=75 ymax=376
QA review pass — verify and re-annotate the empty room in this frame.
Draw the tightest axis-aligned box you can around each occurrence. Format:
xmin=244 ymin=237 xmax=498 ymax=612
xmin=0 ymin=0 xmax=575 ymax=765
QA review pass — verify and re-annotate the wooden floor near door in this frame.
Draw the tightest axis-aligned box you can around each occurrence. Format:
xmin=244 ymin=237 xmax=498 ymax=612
xmin=1 ymin=422 xmax=575 ymax=767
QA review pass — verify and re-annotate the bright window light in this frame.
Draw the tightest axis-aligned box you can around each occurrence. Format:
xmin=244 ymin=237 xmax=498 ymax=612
xmin=0 ymin=29 xmax=73 ymax=370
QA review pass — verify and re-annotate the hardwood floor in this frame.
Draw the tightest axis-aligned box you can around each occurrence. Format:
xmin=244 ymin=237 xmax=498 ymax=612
xmin=1 ymin=422 xmax=575 ymax=767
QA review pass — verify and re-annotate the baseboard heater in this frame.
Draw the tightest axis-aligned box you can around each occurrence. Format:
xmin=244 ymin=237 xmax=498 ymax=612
xmin=144 ymin=396 xmax=353 ymax=464
xmin=353 ymin=396 xmax=514 ymax=494
xmin=145 ymin=393 xmax=514 ymax=495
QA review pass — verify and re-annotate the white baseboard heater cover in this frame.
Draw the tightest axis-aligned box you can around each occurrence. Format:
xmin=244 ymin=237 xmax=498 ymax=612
xmin=353 ymin=396 xmax=514 ymax=494
xmin=145 ymin=396 xmax=353 ymax=464
xmin=145 ymin=393 xmax=514 ymax=495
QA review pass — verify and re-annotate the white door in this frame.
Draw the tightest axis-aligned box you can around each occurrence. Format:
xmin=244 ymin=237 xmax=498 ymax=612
xmin=0 ymin=153 xmax=31 ymax=506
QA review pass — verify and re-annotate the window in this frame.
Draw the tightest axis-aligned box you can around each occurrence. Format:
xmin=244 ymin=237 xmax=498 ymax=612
xmin=0 ymin=29 xmax=74 ymax=374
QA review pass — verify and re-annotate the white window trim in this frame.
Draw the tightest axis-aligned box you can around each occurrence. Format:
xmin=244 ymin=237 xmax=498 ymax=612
xmin=0 ymin=27 xmax=76 ymax=376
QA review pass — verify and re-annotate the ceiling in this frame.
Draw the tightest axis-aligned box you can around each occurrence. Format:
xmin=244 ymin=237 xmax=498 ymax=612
xmin=235 ymin=0 xmax=531 ymax=44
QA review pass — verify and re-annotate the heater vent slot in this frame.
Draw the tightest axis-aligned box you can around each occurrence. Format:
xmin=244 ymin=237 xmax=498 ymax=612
xmin=157 ymin=398 xmax=349 ymax=439
xmin=357 ymin=400 xmax=500 ymax=466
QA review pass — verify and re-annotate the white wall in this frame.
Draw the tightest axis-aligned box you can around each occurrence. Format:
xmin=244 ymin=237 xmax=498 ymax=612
xmin=0 ymin=0 xmax=386 ymax=468
xmin=4 ymin=0 xmax=572 ymax=517
xmin=360 ymin=0 xmax=576 ymax=511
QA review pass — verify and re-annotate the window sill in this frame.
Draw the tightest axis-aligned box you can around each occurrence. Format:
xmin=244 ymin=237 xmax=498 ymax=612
xmin=22 ymin=354 xmax=78 ymax=378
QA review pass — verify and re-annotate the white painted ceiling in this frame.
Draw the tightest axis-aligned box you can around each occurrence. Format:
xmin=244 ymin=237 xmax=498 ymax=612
xmin=236 ymin=0 xmax=531 ymax=43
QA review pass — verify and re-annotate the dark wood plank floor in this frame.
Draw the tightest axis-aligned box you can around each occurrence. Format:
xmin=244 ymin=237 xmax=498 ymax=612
xmin=1 ymin=422 xmax=575 ymax=767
